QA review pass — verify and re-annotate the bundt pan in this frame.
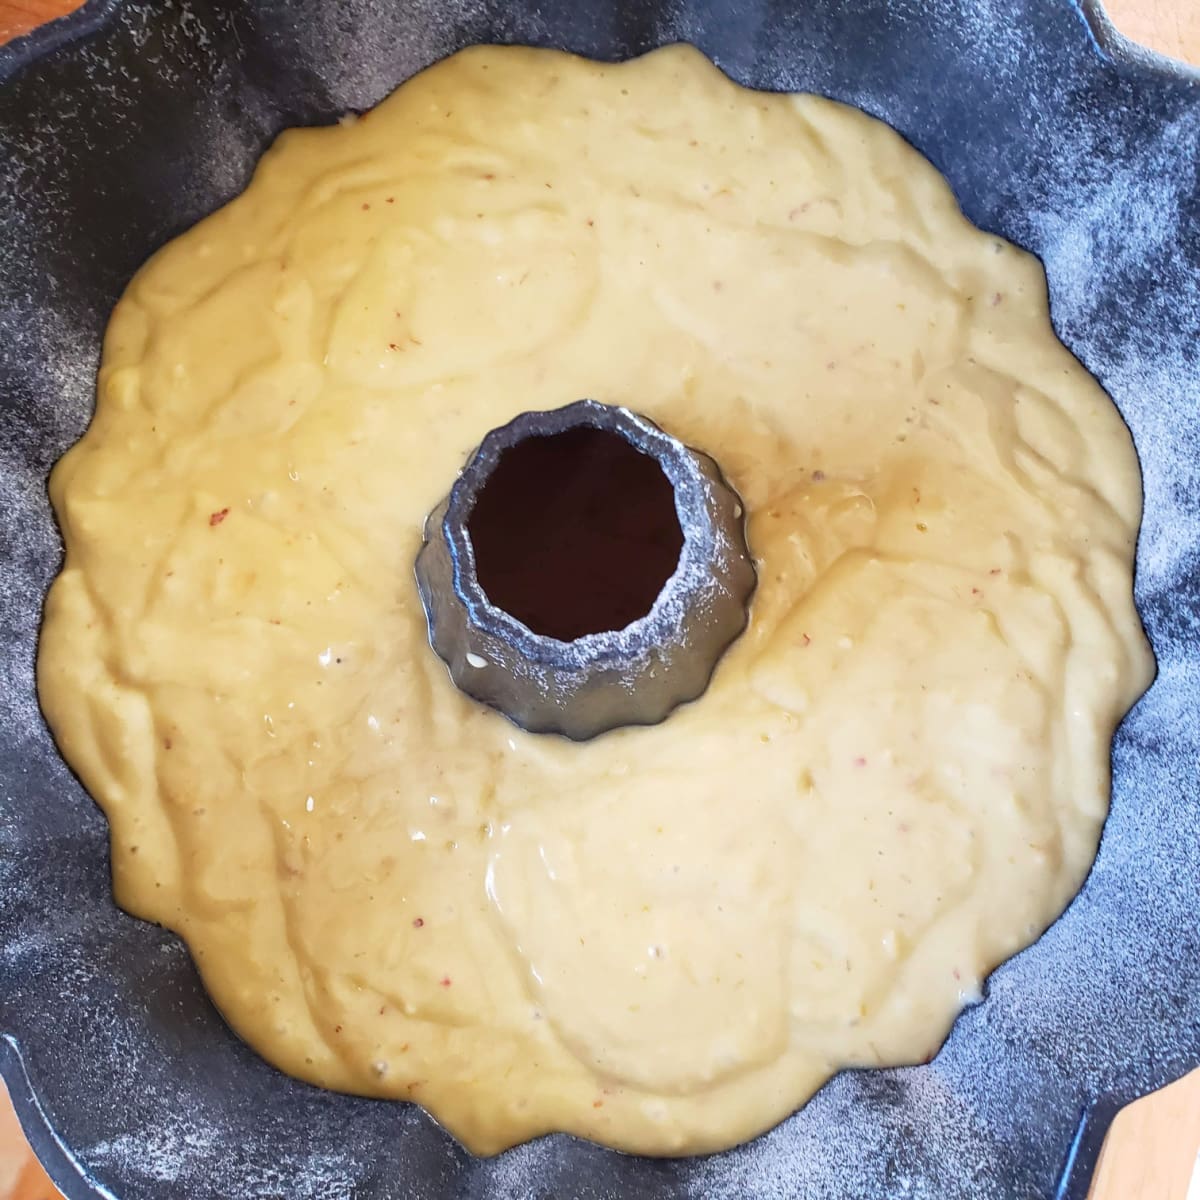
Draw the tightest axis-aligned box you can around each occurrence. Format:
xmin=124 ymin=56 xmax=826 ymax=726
xmin=0 ymin=1 xmax=1197 ymax=1197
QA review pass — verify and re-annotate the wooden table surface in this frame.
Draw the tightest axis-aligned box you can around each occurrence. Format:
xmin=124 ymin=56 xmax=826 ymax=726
xmin=0 ymin=2 xmax=1196 ymax=1198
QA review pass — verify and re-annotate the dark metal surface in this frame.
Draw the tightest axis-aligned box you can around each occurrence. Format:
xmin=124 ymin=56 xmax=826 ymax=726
xmin=0 ymin=1 xmax=1197 ymax=1197
xmin=416 ymin=400 xmax=755 ymax=740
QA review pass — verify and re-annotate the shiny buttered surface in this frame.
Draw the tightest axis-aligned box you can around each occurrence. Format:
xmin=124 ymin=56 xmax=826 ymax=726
xmin=38 ymin=45 xmax=1153 ymax=1155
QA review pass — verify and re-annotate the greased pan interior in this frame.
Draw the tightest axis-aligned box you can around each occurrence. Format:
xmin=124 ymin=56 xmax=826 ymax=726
xmin=0 ymin=2 xmax=1197 ymax=1197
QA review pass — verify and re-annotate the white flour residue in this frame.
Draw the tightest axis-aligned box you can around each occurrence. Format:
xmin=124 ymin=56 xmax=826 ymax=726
xmin=1 ymin=0 xmax=1198 ymax=1198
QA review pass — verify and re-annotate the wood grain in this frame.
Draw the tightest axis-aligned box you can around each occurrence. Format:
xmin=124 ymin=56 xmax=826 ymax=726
xmin=0 ymin=1 xmax=1195 ymax=1199
xmin=0 ymin=1082 xmax=56 ymax=1200
xmin=0 ymin=0 xmax=80 ymax=44
xmin=1104 ymin=0 xmax=1200 ymax=62
xmin=1091 ymin=1072 xmax=1200 ymax=1200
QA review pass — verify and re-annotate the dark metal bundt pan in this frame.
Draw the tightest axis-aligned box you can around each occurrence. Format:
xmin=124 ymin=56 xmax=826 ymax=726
xmin=416 ymin=400 xmax=755 ymax=741
xmin=0 ymin=2 xmax=1197 ymax=1197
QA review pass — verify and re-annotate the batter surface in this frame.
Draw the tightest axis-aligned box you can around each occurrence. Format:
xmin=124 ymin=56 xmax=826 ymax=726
xmin=38 ymin=45 xmax=1153 ymax=1155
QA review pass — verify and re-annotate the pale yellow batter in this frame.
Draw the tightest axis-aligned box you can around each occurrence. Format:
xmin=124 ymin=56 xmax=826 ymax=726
xmin=38 ymin=45 xmax=1154 ymax=1156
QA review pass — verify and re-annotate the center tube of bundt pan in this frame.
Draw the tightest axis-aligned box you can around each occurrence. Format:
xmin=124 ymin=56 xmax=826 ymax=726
xmin=415 ymin=400 xmax=756 ymax=741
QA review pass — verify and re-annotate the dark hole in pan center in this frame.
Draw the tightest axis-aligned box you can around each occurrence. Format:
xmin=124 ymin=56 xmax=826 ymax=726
xmin=467 ymin=426 xmax=684 ymax=641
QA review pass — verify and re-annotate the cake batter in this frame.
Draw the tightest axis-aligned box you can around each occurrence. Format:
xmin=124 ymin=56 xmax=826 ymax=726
xmin=38 ymin=45 xmax=1154 ymax=1155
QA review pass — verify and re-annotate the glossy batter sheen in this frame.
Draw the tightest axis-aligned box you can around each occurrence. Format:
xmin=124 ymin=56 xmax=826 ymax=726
xmin=38 ymin=45 xmax=1154 ymax=1156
